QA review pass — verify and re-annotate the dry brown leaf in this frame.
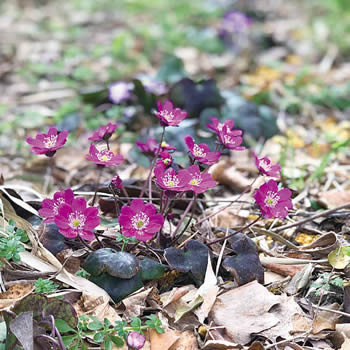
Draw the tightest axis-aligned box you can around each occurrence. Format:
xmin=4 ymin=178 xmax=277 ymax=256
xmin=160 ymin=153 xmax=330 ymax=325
xmin=208 ymin=207 xmax=247 ymax=228
xmin=264 ymin=263 xmax=305 ymax=277
xmin=209 ymin=281 xmax=280 ymax=344
xmin=122 ymin=288 xmax=153 ymax=319
xmin=149 ymin=328 xmax=180 ymax=350
xmin=202 ymin=340 xmax=241 ymax=350
xmin=75 ymin=293 xmax=122 ymax=323
xmin=312 ymin=303 xmax=341 ymax=334
xmin=161 ymin=285 xmax=196 ymax=309
xmin=318 ymin=191 xmax=350 ymax=208
xmin=56 ymin=248 xmax=81 ymax=274
xmin=210 ymin=281 xmax=308 ymax=344
xmin=209 ymin=160 xmax=251 ymax=191
xmin=169 ymin=330 xmax=198 ymax=350
xmin=0 ymin=282 xmax=33 ymax=310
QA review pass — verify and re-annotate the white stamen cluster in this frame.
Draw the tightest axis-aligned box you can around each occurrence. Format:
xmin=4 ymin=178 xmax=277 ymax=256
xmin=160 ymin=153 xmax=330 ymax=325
xmin=163 ymin=173 xmax=179 ymax=188
xmin=193 ymin=144 xmax=206 ymax=157
xmin=44 ymin=135 xmax=58 ymax=148
xmin=68 ymin=212 xmax=86 ymax=229
xmin=264 ymin=191 xmax=280 ymax=208
xmin=53 ymin=197 xmax=65 ymax=214
xmin=131 ymin=212 xmax=149 ymax=230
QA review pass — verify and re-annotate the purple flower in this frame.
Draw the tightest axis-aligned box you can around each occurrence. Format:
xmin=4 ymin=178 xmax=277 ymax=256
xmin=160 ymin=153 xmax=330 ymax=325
xmin=155 ymin=100 xmax=187 ymax=127
xmin=154 ymin=165 xmax=191 ymax=192
xmin=254 ymin=179 xmax=292 ymax=219
xmin=126 ymin=331 xmax=146 ymax=349
xmin=88 ymin=122 xmax=118 ymax=141
xmin=207 ymin=117 xmax=244 ymax=151
xmin=184 ymin=136 xmax=221 ymax=165
xmin=86 ymin=144 xmax=124 ymax=167
xmin=111 ymin=175 xmax=123 ymax=190
xmin=138 ymin=76 xmax=167 ymax=95
xmin=26 ymin=127 xmax=68 ymax=156
xmin=119 ymin=199 xmax=164 ymax=241
xmin=55 ymin=197 xmax=100 ymax=241
xmin=136 ymin=137 xmax=159 ymax=155
xmin=39 ymin=189 xmax=74 ymax=223
xmin=253 ymin=153 xmax=281 ymax=178
xmin=183 ymin=165 xmax=216 ymax=194
xmin=136 ymin=138 xmax=176 ymax=156
xmin=109 ymin=81 xmax=133 ymax=104
xmin=156 ymin=151 xmax=173 ymax=169
xmin=220 ymin=11 xmax=252 ymax=34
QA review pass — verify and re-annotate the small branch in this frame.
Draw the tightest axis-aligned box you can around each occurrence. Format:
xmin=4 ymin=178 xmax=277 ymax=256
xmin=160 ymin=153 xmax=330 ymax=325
xmin=274 ymin=203 xmax=350 ymax=232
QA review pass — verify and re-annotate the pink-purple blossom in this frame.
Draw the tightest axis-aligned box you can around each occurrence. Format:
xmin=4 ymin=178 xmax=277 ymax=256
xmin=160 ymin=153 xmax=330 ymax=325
xmin=184 ymin=136 xmax=221 ymax=165
xmin=39 ymin=189 xmax=74 ymax=223
xmin=126 ymin=331 xmax=146 ymax=349
xmin=54 ymin=197 xmax=100 ymax=241
xmin=119 ymin=199 xmax=164 ymax=241
xmin=154 ymin=166 xmax=191 ymax=192
xmin=26 ymin=127 xmax=68 ymax=156
xmin=136 ymin=137 xmax=159 ymax=155
xmin=207 ymin=117 xmax=244 ymax=151
xmin=111 ymin=175 xmax=123 ymax=190
xmin=183 ymin=165 xmax=217 ymax=194
xmin=86 ymin=144 xmax=124 ymax=166
xmin=136 ymin=138 xmax=176 ymax=155
xmin=109 ymin=81 xmax=133 ymax=104
xmin=254 ymin=179 xmax=292 ymax=219
xmin=253 ymin=153 xmax=281 ymax=178
xmin=88 ymin=122 xmax=118 ymax=141
xmin=156 ymin=151 xmax=173 ymax=169
xmin=155 ymin=100 xmax=187 ymax=127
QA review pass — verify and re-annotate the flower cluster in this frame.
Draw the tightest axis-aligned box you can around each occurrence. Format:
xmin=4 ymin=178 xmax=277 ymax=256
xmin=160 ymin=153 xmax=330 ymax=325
xmin=253 ymin=152 xmax=281 ymax=178
xmin=119 ymin=199 xmax=164 ymax=241
xmin=26 ymin=127 xmax=68 ymax=157
xmin=184 ymin=136 xmax=220 ymax=165
xmin=40 ymin=189 xmax=100 ymax=241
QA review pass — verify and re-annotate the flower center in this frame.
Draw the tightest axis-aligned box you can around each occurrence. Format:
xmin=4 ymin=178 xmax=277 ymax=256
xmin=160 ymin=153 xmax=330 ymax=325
xmin=193 ymin=144 xmax=206 ymax=157
xmin=131 ymin=212 xmax=149 ymax=231
xmin=44 ymin=135 xmax=58 ymax=148
xmin=190 ymin=175 xmax=202 ymax=186
xmin=259 ymin=160 xmax=271 ymax=172
xmin=68 ymin=212 xmax=86 ymax=230
xmin=163 ymin=158 xmax=171 ymax=165
xmin=163 ymin=174 xmax=179 ymax=188
xmin=264 ymin=191 xmax=280 ymax=208
xmin=160 ymin=110 xmax=174 ymax=121
xmin=97 ymin=150 xmax=113 ymax=162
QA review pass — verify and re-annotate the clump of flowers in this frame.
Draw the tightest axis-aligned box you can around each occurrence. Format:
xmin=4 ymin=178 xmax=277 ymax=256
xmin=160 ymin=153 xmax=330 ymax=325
xmin=55 ymin=197 xmax=100 ymax=241
xmin=184 ymin=136 xmax=221 ymax=165
xmin=119 ymin=199 xmax=164 ymax=241
xmin=253 ymin=152 xmax=281 ymax=178
xmin=38 ymin=188 xmax=74 ymax=223
xmin=26 ymin=127 xmax=68 ymax=156
xmin=109 ymin=81 xmax=133 ymax=104
xmin=156 ymin=100 xmax=187 ymax=127
xmin=89 ymin=122 xmax=119 ymax=142
xmin=254 ymin=179 xmax=292 ymax=219
xmin=86 ymin=144 xmax=124 ymax=167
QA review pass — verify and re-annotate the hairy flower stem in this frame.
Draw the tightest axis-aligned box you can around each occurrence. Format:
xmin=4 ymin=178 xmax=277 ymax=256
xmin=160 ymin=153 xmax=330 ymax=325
xmin=92 ymin=166 xmax=103 ymax=206
xmin=141 ymin=127 xmax=165 ymax=202
xmin=207 ymin=215 xmax=261 ymax=246
xmin=195 ymin=176 xmax=259 ymax=228
xmin=78 ymin=234 xmax=95 ymax=251
xmin=43 ymin=157 xmax=55 ymax=194
xmin=172 ymin=197 xmax=194 ymax=239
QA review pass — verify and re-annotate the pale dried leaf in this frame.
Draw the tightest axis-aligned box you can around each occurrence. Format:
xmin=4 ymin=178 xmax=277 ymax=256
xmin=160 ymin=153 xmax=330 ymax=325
xmin=312 ymin=303 xmax=341 ymax=334
xmin=122 ymin=288 xmax=153 ymax=319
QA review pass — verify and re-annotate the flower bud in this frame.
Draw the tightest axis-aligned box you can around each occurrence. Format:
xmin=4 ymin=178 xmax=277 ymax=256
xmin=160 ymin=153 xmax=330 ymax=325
xmin=126 ymin=331 xmax=145 ymax=349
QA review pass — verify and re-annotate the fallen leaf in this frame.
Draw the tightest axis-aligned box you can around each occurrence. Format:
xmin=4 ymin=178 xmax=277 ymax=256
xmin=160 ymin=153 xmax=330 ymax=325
xmin=312 ymin=303 xmax=341 ymax=334
xmin=0 ymin=282 xmax=33 ymax=310
xmin=9 ymin=311 xmax=33 ymax=350
xmin=318 ymin=191 xmax=350 ymax=208
xmin=201 ymin=339 xmax=241 ymax=350
xmin=209 ymin=281 xmax=280 ymax=344
xmin=285 ymin=263 xmax=314 ymax=295
xmin=122 ymin=288 xmax=153 ymax=319
xmin=74 ymin=293 xmax=122 ymax=323
xmin=328 ymin=246 xmax=350 ymax=269
xmin=149 ymin=328 xmax=180 ymax=350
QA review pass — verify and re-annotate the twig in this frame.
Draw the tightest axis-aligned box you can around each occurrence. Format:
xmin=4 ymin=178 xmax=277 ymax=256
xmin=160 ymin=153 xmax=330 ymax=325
xmin=251 ymin=227 xmax=298 ymax=249
xmin=273 ymin=203 xmax=350 ymax=232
